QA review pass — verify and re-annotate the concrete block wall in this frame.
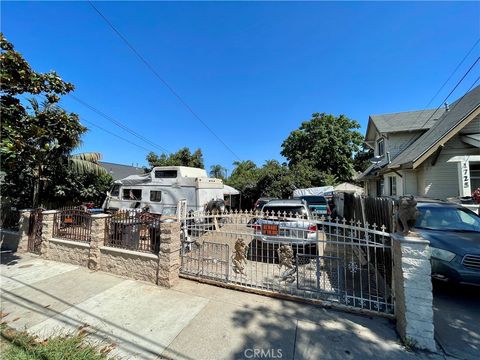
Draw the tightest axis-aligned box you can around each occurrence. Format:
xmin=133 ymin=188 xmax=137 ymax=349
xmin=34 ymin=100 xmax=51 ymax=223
xmin=392 ymin=233 xmax=436 ymax=352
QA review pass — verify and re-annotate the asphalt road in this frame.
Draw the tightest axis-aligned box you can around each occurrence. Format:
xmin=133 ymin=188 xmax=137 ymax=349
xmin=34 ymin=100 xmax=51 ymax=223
xmin=433 ymin=281 xmax=480 ymax=360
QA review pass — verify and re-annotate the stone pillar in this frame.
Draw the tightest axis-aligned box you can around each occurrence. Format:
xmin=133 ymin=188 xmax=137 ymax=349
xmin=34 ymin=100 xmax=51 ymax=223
xmin=16 ymin=209 xmax=32 ymax=253
xmin=40 ymin=210 xmax=58 ymax=259
xmin=392 ymin=233 xmax=436 ymax=352
xmin=89 ymin=214 xmax=110 ymax=271
xmin=158 ymin=221 xmax=181 ymax=288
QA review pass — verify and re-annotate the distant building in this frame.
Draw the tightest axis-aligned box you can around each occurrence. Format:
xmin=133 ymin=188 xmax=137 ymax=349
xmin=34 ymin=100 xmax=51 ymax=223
xmin=99 ymin=161 xmax=145 ymax=181
xmin=358 ymin=85 xmax=480 ymax=200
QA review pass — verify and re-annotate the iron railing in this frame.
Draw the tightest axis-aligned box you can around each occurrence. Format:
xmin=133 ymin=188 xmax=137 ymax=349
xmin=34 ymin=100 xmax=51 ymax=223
xmin=105 ymin=210 xmax=161 ymax=254
xmin=180 ymin=210 xmax=393 ymax=314
xmin=53 ymin=208 xmax=92 ymax=242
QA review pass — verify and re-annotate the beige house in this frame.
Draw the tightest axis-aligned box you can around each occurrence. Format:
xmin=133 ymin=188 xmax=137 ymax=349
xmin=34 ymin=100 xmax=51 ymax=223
xmin=358 ymin=85 xmax=480 ymax=200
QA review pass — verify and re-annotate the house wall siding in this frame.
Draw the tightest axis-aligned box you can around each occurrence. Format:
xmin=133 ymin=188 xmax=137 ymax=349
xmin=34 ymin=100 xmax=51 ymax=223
xmin=388 ymin=132 xmax=422 ymax=159
xmin=418 ymin=154 xmax=460 ymax=199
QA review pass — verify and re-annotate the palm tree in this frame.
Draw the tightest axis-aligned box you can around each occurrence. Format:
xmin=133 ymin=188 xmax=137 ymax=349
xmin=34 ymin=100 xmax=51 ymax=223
xmin=68 ymin=152 xmax=107 ymax=176
xmin=210 ymin=164 xmax=227 ymax=179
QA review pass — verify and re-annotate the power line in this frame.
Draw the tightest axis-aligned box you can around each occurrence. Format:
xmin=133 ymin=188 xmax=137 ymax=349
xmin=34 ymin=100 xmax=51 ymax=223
xmin=70 ymin=94 xmax=169 ymax=153
xmin=411 ymin=37 xmax=480 ymax=125
xmin=88 ymin=1 xmax=242 ymax=161
xmin=417 ymin=56 xmax=480 ymax=130
xmin=81 ymin=117 xmax=155 ymax=153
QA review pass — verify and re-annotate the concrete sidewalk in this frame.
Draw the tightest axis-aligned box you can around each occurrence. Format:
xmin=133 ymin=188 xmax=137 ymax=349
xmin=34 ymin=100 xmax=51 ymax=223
xmin=1 ymin=253 xmax=444 ymax=360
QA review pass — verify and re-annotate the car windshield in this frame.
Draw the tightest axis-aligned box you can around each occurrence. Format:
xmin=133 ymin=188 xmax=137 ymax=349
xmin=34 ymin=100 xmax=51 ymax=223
xmin=416 ymin=206 xmax=480 ymax=232
xmin=262 ymin=206 xmax=308 ymax=217
xmin=301 ymin=196 xmax=327 ymax=205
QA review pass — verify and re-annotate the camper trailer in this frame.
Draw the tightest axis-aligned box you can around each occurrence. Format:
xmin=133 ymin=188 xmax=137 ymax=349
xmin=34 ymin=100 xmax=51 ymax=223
xmin=102 ymin=166 xmax=226 ymax=215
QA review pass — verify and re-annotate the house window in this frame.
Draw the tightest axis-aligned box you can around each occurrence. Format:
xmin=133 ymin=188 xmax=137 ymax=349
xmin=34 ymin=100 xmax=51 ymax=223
xmin=377 ymin=138 xmax=385 ymax=157
xmin=376 ymin=178 xmax=384 ymax=196
xmin=122 ymin=189 xmax=142 ymax=200
xmin=150 ymin=191 xmax=162 ymax=202
xmin=155 ymin=170 xmax=177 ymax=178
xmin=470 ymin=163 xmax=480 ymax=192
xmin=388 ymin=176 xmax=397 ymax=196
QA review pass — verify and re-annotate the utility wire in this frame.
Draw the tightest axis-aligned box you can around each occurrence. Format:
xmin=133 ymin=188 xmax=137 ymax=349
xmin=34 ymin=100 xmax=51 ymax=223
xmin=417 ymin=56 xmax=480 ymax=130
xmin=70 ymin=94 xmax=169 ymax=153
xmin=418 ymin=38 xmax=480 ymax=115
xmin=81 ymin=117 xmax=155 ymax=153
xmin=88 ymin=1 xmax=242 ymax=161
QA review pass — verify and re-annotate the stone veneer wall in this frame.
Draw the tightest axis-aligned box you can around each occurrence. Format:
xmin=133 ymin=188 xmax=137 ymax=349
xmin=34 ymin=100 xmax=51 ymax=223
xmin=35 ymin=211 xmax=181 ymax=288
xmin=99 ymin=247 xmax=158 ymax=284
xmin=48 ymin=238 xmax=90 ymax=267
xmin=392 ymin=233 xmax=436 ymax=352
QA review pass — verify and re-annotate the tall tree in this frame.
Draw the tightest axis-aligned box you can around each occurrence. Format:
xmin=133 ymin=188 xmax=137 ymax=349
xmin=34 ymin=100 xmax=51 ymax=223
xmin=281 ymin=113 xmax=363 ymax=182
xmin=225 ymin=160 xmax=260 ymax=208
xmin=146 ymin=147 xmax=204 ymax=169
xmin=353 ymin=144 xmax=374 ymax=173
xmin=210 ymin=164 xmax=227 ymax=179
xmin=0 ymin=33 xmax=106 ymax=207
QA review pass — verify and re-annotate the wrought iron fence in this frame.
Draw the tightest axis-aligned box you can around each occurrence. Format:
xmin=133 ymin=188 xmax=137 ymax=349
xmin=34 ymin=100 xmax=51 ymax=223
xmin=105 ymin=210 xmax=161 ymax=254
xmin=1 ymin=205 xmax=20 ymax=231
xmin=180 ymin=209 xmax=394 ymax=314
xmin=53 ymin=208 xmax=92 ymax=242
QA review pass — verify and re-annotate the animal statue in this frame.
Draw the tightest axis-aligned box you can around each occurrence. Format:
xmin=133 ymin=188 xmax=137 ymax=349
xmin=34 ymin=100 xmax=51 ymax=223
xmin=232 ymin=238 xmax=248 ymax=275
xmin=395 ymin=195 xmax=420 ymax=235
xmin=277 ymin=244 xmax=297 ymax=283
xmin=205 ymin=199 xmax=226 ymax=214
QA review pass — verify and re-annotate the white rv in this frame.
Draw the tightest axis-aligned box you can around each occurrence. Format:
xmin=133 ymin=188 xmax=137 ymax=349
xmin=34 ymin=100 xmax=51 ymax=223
xmin=102 ymin=166 xmax=226 ymax=215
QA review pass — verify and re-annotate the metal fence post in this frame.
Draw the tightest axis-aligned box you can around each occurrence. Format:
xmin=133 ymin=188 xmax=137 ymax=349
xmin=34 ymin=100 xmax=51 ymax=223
xmin=41 ymin=210 xmax=59 ymax=259
xmin=158 ymin=221 xmax=181 ymax=288
xmin=392 ymin=233 xmax=436 ymax=351
xmin=89 ymin=214 xmax=111 ymax=270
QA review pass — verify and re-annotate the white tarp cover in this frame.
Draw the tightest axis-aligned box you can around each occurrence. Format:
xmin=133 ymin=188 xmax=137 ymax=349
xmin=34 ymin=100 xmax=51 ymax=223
xmin=115 ymin=174 xmax=150 ymax=185
xmin=293 ymin=186 xmax=334 ymax=198
xmin=334 ymin=182 xmax=364 ymax=194
xmin=223 ymin=184 xmax=240 ymax=195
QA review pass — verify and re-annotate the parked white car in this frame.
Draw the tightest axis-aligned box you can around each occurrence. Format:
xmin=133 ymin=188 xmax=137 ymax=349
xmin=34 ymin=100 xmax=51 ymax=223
xmin=253 ymin=199 xmax=317 ymax=245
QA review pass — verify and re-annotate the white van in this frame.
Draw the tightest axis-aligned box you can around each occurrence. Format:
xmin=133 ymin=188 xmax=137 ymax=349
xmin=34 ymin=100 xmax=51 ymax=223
xmin=102 ymin=166 xmax=225 ymax=215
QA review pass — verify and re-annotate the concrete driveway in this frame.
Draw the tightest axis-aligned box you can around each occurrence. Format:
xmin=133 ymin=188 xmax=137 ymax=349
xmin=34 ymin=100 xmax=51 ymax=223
xmin=1 ymin=252 xmax=447 ymax=360
xmin=433 ymin=281 xmax=480 ymax=360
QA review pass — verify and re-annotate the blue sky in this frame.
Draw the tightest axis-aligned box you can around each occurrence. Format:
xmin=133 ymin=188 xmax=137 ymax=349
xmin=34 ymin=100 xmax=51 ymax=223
xmin=2 ymin=1 xmax=479 ymax=172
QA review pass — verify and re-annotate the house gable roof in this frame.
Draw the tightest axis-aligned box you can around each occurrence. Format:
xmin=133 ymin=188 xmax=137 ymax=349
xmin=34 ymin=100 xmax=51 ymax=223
xmin=365 ymin=108 xmax=445 ymax=143
xmin=389 ymin=85 xmax=480 ymax=169
xmin=99 ymin=161 xmax=145 ymax=180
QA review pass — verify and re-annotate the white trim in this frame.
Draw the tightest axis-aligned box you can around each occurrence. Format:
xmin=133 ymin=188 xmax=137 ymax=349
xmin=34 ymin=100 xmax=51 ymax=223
xmin=448 ymin=155 xmax=480 ymax=162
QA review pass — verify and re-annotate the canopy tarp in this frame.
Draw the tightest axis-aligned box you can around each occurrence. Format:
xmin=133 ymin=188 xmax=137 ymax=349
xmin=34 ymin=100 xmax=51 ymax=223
xmin=115 ymin=174 xmax=150 ymax=186
xmin=293 ymin=186 xmax=334 ymax=198
xmin=223 ymin=184 xmax=240 ymax=195
xmin=334 ymin=182 xmax=364 ymax=194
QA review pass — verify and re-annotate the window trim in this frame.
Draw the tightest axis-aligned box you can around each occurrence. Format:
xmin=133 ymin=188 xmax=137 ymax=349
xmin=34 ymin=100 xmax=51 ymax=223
xmin=122 ymin=188 xmax=142 ymax=201
xmin=377 ymin=138 xmax=385 ymax=157
xmin=154 ymin=170 xmax=178 ymax=179
xmin=150 ymin=190 xmax=162 ymax=202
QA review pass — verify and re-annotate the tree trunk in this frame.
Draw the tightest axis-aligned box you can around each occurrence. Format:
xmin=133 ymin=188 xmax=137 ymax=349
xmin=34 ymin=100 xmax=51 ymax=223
xmin=32 ymin=165 xmax=41 ymax=208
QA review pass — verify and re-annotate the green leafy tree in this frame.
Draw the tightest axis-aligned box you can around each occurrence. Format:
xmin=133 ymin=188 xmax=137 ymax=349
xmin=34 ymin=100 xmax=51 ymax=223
xmin=209 ymin=164 xmax=227 ymax=179
xmin=225 ymin=160 xmax=261 ymax=208
xmin=353 ymin=144 xmax=374 ymax=173
xmin=281 ymin=113 xmax=363 ymax=182
xmin=0 ymin=33 xmax=106 ymax=207
xmin=146 ymin=147 xmax=204 ymax=169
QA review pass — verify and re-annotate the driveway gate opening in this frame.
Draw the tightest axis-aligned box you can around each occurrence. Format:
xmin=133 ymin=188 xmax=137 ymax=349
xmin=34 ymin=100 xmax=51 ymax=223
xmin=180 ymin=211 xmax=394 ymax=315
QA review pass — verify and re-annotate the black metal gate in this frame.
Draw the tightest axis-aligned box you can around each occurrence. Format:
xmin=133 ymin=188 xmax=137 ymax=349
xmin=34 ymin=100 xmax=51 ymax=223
xmin=28 ymin=209 xmax=43 ymax=254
